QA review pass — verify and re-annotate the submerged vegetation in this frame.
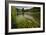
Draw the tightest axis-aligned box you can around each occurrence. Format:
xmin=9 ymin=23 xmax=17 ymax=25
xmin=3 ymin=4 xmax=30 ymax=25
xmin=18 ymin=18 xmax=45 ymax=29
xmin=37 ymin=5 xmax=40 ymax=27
xmin=11 ymin=6 xmax=40 ymax=29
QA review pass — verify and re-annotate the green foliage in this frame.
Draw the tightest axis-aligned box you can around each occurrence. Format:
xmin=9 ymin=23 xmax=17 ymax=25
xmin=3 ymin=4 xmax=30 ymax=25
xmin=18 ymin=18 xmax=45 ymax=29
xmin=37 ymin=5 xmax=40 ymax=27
xmin=30 ymin=7 xmax=40 ymax=12
xmin=11 ymin=6 xmax=17 ymax=28
xmin=11 ymin=7 xmax=40 ymax=28
xmin=15 ymin=16 xmax=40 ymax=28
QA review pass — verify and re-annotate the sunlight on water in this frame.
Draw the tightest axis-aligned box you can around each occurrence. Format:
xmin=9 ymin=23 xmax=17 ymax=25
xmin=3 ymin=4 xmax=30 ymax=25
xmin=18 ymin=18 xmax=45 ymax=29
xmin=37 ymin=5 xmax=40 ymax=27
xmin=16 ymin=15 xmax=26 ymax=24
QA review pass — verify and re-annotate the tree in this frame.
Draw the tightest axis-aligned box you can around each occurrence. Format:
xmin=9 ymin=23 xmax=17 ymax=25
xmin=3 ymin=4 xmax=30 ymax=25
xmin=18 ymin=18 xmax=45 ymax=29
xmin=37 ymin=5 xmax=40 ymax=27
xmin=22 ymin=8 xmax=24 ymax=16
xmin=11 ymin=6 xmax=17 ymax=28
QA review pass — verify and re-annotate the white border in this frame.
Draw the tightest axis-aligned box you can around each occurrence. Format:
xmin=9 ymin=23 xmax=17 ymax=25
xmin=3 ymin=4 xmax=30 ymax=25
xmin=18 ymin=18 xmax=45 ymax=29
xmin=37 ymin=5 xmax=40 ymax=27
xmin=8 ymin=3 xmax=43 ymax=32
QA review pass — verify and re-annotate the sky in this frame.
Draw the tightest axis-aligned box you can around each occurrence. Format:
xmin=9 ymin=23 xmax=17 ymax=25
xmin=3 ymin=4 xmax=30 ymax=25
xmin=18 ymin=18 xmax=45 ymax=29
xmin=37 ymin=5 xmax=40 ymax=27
xmin=16 ymin=6 xmax=33 ymax=10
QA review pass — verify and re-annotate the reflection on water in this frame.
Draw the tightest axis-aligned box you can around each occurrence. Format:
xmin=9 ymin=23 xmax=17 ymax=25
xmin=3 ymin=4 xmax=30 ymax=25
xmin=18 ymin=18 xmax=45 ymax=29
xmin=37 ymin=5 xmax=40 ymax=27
xmin=11 ymin=6 xmax=40 ymax=28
